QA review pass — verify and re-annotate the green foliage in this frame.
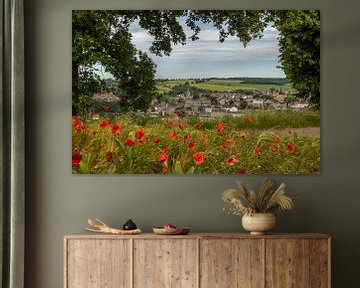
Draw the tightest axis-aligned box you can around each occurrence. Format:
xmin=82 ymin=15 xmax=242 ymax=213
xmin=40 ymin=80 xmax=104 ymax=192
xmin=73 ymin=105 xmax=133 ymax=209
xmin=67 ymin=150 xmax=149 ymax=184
xmin=239 ymin=77 xmax=290 ymax=85
xmin=156 ymin=78 xmax=294 ymax=93
xmin=166 ymin=84 xmax=208 ymax=98
xmin=93 ymin=101 xmax=121 ymax=116
xmin=77 ymin=68 xmax=105 ymax=96
xmin=73 ymin=96 xmax=97 ymax=120
xmin=72 ymin=11 xmax=157 ymax=114
xmin=112 ymin=52 xmax=157 ymax=112
xmin=172 ymin=161 xmax=195 ymax=174
xmin=273 ymin=10 xmax=320 ymax=107
xmin=187 ymin=110 xmax=320 ymax=130
xmin=185 ymin=10 xmax=267 ymax=44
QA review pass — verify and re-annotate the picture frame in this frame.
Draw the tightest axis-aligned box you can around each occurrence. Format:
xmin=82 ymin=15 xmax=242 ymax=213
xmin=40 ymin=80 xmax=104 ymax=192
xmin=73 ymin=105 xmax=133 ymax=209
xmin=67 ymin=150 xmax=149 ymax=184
xmin=72 ymin=10 xmax=320 ymax=175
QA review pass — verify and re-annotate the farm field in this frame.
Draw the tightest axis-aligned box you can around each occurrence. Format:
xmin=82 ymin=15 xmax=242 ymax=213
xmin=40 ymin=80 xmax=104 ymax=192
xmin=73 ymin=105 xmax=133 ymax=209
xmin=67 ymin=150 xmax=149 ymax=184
xmin=156 ymin=79 xmax=295 ymax=93
xmin=72 ymin=110 xmax=320 ymax=174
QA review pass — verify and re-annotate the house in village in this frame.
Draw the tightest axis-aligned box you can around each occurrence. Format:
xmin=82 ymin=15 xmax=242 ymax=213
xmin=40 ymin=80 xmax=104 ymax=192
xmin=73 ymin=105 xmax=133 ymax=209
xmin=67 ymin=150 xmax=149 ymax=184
xmin=93 ymin=92 xmax=120 ymax=102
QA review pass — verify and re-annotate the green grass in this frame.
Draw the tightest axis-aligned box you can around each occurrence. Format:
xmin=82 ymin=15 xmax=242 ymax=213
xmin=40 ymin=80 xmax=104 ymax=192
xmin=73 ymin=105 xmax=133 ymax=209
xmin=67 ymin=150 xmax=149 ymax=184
xmin=120 ymin=110 xmax=320 ymax=130
xmin=72 ymin=110 xmax=320 ymax=174
xmin=156 ymin=79 xmax=295 ymax=93
xmin=229 ymin=110 xmax=320 ymax=130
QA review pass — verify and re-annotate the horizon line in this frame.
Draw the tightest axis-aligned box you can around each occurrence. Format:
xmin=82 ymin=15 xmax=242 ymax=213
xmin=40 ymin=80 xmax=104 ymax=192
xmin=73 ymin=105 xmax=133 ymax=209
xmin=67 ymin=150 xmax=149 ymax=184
xmin=154 ymin=76 xmax=287 ymax=80
xmin=103 ymin=76 xmax=288 ymax=80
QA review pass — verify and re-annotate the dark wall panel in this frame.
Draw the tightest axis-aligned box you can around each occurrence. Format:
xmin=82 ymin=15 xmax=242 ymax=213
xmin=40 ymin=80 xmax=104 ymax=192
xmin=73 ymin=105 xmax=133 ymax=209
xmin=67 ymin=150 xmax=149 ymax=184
xmin=24 ymin=0 xmax=360 ymax=287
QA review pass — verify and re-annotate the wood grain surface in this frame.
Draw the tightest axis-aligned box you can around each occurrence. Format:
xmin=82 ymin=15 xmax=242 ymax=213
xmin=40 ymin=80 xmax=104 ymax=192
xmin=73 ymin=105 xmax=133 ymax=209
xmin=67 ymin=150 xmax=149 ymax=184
xmin=66 ymin=239 xmax=131 ymax=288
xmin=64 ymin=233 xmax=330 ymax=288
xmin=65 ymin=233 xmax=330 ymax=240
xmin=200 ymin=239 xmax=264 ymax=288
xmin=265 ymin=239 xmax=310 ymax=287
xmin=309 ymin=239 xmax=330 ymax=288
xmin=133 ymin=239 xmax=198 ymax=288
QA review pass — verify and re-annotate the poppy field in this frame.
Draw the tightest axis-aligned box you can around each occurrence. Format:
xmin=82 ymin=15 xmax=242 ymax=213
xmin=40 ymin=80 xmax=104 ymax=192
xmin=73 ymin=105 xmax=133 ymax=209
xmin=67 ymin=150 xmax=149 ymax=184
xmin=72 ymin=110 xmax=320 ymax=174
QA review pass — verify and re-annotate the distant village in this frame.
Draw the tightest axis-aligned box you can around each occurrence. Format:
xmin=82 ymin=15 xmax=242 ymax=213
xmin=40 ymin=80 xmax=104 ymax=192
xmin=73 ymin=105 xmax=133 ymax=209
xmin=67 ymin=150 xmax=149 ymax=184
xmin=150 ymin=89 xmax=308 ymax=118
xmin=93 ymin=87 xmax=309 ymax=119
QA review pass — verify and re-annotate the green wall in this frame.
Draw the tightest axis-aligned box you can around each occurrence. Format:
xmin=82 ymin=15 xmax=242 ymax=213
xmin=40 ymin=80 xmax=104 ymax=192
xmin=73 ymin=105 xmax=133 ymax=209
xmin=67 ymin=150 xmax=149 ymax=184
xmin=25 ymin=0 xmax=360 ymax=287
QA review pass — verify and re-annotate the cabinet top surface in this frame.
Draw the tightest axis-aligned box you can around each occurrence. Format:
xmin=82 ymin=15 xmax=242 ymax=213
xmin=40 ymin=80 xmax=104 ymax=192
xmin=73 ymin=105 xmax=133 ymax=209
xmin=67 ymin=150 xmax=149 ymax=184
xmin=64 ymin=232 xmax=330 ymax=240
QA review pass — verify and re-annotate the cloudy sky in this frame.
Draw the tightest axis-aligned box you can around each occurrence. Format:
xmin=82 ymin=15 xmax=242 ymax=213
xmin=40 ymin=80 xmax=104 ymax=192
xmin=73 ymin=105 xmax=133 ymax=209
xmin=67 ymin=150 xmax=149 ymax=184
xmin=130 ymin=19 xmax=285 ymax=79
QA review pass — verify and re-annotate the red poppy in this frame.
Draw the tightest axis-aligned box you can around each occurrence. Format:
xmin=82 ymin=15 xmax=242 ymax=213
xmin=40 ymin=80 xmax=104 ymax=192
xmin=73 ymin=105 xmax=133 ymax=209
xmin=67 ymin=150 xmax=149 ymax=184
xmin=74 ymin=123 xmax=82 ymax=133
xmin=226 ymin=155 xmax=238 ymax=166
xmin=246 ymin=117 xmax=254 ymax=124
xmin=225 ymin=139 xmax=233 ymax=145
xmin=193 ymin=152 xmax=205 ymax=165
xmin=72 ymin=152 xmax=82 ymax=169
xmin=168 ymin=132 xmax=177 ymax=140
xmin=263 ymin=143 xmax=269 ymax=148
xmin=172 ymin=113 xmax=179 ymax=120
xmin=125 ymin=138 xmax=136 ymax=147
xmin=135 ymin=129 xmax=145 ymax=139
xmin=288 ymin=143 xmax=295 ymax=154
xmin=138 ymin=138 xmax=146 ymax=146
xmin=183 ymin=135 xmax=189 ymax=142
xmin=195 ymin=123 xmax=201 ymax=130
xmin=103 ymin=105 xmax=110 ymax=111
xmin=100 ymin=120 xmax=111 ymax=129
xmin=273 ymin=137 xmax=281 ymax=143
xmin=72 ymin=118 xmax=81 ymax=127
xmin=166 ymin=121 xmax=174 ymax=127
xmin=73 ymin=118 xmax=82 ymax=133
xmin=216 ymin=122 xmax=225 ymax=131
xmin=92 ymin=130 xmax=98 ymax=136
xmin=178 ymin=123 xmax=185 ymax=130
xmin=153 ymin=138 xmax=160 ymax=145
xmin=188 ymin=141 xmax=196 ymax=151
xmin=107 ymin=151 xmax=113 ymax=162
xmin=158 ymin=154 xmax=168 ymax=163
xmin=271 ymin=145 xmax=280 ymax=152
xmin=238 ymin=169 xmax=248 ymax=174
xmin=255 ymin=146 xmax=261 ymax=155
xmin=219 ymin=144 xmax=227 ymax=151
xmin=162 ymin=148 xmax=168 ymax=155
xmin=111 ymin=124 xmax=121 ymax=134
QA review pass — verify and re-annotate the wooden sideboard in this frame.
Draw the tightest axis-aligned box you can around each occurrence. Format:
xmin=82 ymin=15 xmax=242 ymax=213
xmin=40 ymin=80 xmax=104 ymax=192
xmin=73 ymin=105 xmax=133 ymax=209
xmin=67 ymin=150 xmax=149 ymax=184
xmin=64 ymin=233 xmax=330 ymax=288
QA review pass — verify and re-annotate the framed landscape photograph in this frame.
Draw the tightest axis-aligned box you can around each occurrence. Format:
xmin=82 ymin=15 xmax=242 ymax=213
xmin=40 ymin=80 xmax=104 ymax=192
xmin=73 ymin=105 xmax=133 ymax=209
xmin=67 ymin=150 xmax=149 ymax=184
xmin=72 ymin=10 xmax=320 ymax=174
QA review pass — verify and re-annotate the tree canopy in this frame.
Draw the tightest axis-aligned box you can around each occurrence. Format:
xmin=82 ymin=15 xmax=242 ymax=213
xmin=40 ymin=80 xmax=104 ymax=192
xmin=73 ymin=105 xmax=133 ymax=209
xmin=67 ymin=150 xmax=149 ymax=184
xmin=273 ymin=10 xmax=320 ymax=107
xmin=72 ymin=10 xmax=320 ymax=115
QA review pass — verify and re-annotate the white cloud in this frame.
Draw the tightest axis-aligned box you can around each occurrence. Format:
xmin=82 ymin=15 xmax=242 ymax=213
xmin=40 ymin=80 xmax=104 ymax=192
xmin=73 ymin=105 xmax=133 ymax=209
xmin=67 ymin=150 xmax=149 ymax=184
xmin=131 ymin=22 xmax=280 ymax=59
xmin=129 ymin=18 xmax=283 ymax=78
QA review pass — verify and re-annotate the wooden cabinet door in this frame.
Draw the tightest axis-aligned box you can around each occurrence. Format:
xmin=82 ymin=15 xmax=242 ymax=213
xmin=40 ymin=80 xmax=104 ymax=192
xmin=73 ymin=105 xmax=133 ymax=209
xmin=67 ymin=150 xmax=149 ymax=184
xmin=200 ymin=239 xmax=264 ymax=288
xmin=66 ymin=239 xmax=131 ymax=288
xmin=266 ymin=239 xmax=309 ymax=288
xmin=133 ymin=239 xmax=198 ymax=288
xmin=265 ymin=239 xmax=329 ymax=288
xmin=309 ymin=239 xmax=330 ymax=288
